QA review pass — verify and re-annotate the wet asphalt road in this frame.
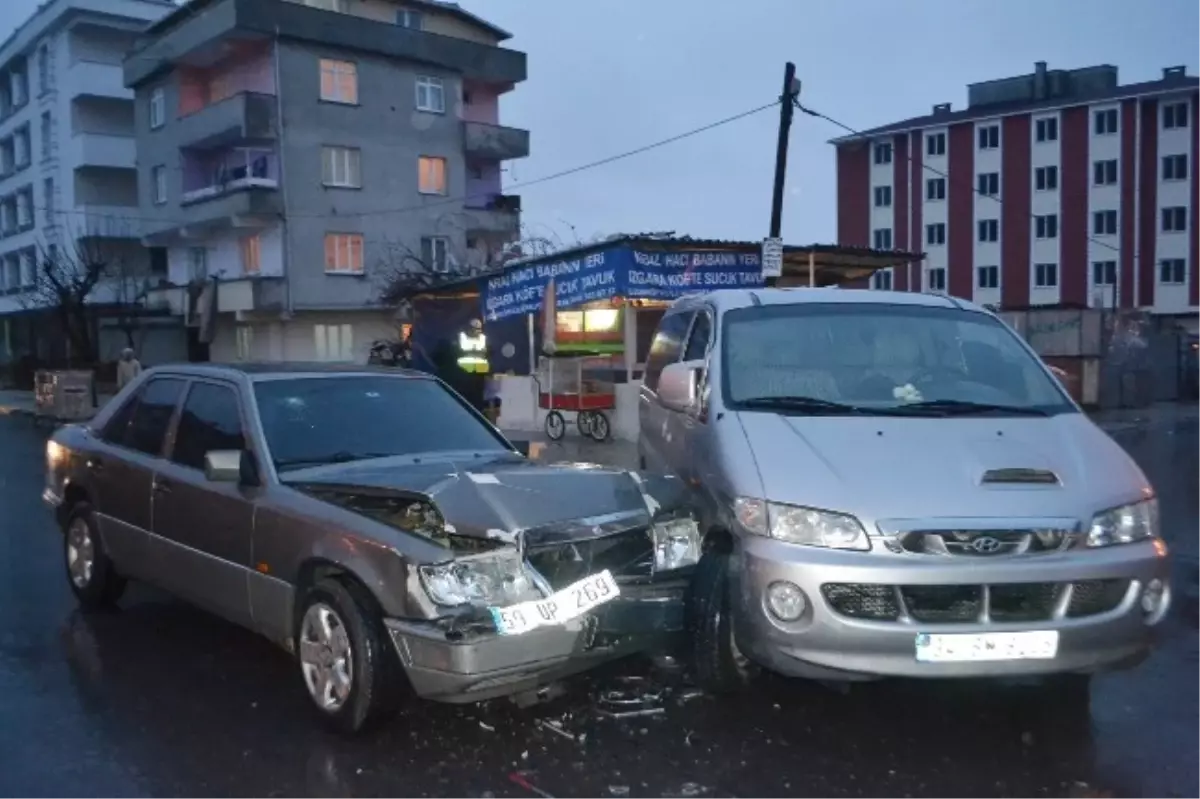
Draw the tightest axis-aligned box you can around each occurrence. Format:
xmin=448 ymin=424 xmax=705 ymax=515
xmin=0 ymin=414 xmax=1196 ymax=798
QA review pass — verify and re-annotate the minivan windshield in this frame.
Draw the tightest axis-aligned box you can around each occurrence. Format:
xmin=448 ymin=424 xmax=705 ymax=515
xmin=254 ymin=376 xmax=509 ymax=471
xmin=720 ymin=302 xmax=1075 ymax=416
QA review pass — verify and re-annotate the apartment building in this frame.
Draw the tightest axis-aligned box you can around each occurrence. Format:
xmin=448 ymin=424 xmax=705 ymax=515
xmin=127 ymin=0 xmax=528 ymax=363
xmin=835 ymin=62 xmax=1199 ymax=328
xmin=0 ymin=0 xmax=174 ymax=362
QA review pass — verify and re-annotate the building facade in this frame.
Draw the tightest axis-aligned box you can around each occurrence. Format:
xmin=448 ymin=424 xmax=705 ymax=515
xmin=127 ymin=0 xmax=528 ymax=363
xmin=835 ymin=62 xmax=1199 ymax=328
xmin=0 ymin=0 xmax=175 ymax=364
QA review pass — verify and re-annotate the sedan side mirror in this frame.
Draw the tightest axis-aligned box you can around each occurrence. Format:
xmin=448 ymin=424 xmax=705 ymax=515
xmin=205 ymin=449 xmax=259 ymax=484
xmin=658 ymin=362 xmax=698 ymax=413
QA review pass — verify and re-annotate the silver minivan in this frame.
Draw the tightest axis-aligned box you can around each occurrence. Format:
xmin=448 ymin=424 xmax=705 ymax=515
xmin=638 ymin=288 xmax=1171 ymax=696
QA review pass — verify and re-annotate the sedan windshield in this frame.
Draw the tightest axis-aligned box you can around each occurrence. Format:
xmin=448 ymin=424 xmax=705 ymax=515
xmin=254 ymin=376 xmax=509 ymax=471
xmin=720 ymin=302 xmax=1074 ymax=416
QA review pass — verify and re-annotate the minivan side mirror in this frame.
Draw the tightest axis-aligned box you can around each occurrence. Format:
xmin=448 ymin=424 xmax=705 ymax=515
xmin=658 ymin=362 xmax=698 ymax=413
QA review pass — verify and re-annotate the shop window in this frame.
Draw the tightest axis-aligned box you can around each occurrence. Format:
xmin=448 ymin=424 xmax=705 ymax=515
xmin=553 ymin=303 xmax=622 ymax=351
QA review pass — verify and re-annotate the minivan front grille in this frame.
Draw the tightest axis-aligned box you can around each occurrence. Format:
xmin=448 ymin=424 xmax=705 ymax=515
xmin=821 ymin=580 xmax=1130 ymax=624
xmin=896 ymin=529 xmax=1076 ymax=557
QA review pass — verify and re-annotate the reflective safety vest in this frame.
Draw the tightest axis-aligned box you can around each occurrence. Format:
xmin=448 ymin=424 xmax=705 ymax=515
xmin=457 ymin=331 xmax=489 ymax=373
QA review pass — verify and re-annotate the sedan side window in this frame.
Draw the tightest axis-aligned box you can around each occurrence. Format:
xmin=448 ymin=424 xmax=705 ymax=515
xmin=643 ymin=311 xmax=693 ymax=391
xmin=100 ymin=392 xmax=141 ymax=445
xmin=125 ymin=378 xmax=185 ymax=456
xmin=170 ymin=383 xmax=246 ymax=470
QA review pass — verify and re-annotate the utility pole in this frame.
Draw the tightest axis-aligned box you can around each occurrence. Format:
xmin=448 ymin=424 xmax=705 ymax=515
xmin=766 ymin=62 xmax=800 ymax=288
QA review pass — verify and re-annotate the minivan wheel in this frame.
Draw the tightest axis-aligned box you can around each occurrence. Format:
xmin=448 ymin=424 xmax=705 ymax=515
xmin=64 ymin=503 xmax=125 ymax=609
xmin=689 ymin=552 xmax=755 ymax=693
xmin=297 ymin=578 xmax=401 ymax=734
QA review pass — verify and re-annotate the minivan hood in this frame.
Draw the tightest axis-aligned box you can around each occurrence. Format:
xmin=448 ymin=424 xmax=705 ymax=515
xmin=737 ymin=411 xmax=1150 ymax=527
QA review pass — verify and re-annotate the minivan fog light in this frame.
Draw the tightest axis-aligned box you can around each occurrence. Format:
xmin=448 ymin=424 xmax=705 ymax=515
xmin=766 ymin=581 xmax=807 ymax=621
xmin=1141 ymin=578 xmax=1167 ymax=619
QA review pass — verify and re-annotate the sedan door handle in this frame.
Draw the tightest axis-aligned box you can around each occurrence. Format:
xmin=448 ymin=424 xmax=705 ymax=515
xmin=87 ymin=459 xmax=104 ymax=473
xmin=152 ymin=479 xmax=173 ymax=494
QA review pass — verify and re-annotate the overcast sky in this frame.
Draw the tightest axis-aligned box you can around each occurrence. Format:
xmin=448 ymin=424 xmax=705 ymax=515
xmin=3 ymin=0 xmax=1197 ymax=248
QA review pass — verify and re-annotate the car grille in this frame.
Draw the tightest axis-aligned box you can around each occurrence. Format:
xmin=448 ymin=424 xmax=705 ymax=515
xmin=525 ymin=527 xmax=654 ymax=590
xmin=895 ymin=529 xmax=1077 ymax=557
xmin=821 ymin=580 xmax=1130 ymax=624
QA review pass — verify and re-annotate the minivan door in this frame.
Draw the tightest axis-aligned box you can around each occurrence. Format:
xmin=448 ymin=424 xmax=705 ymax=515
xmin=638 ymin=310 xmax=692 ymax=473
xmin=671 ymin=308 xmax=714 ymax=491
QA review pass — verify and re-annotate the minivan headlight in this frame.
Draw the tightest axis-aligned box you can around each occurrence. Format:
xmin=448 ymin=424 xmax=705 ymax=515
xmin=1087 ymin=499 xmax=1159 ymax=547
xmin=734 ymin=498 xmax=869 ymax=551
xmin=419 ymin=550 xmax=543 ymax=607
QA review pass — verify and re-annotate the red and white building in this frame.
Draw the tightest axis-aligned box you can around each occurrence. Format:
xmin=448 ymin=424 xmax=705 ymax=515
xmin=835 ymin=62 xmax=1199 ymax=328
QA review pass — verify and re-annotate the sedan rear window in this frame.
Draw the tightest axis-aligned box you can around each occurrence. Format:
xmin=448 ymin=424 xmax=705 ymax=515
xmin=254 ymin=376 xmax=508 ymax=471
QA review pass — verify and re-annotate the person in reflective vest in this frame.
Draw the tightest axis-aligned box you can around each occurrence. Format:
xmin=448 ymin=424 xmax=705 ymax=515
xmin=457 ymin=319 xmax=489 ymax=374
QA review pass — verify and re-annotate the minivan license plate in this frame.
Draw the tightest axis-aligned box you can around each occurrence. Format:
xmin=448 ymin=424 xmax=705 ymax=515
xmin=489 ymin=570 xmax=620 ymax=636
xmin=915 ymin=631 xmax=1059 ymax=662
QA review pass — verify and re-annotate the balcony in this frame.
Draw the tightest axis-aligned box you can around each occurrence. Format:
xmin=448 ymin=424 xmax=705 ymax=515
xmin=68 ymin=133 xmax=136 ymax=169
xmin=146 ymin=276 xmax=286 ymax=318
xmin=464 ymin=122 xmax=529 ymax=161
xmin=67 ymin=61 xmax=131 ymax=100
xmin=176 ymin=92 xmax=277 ymax=150
xmin=76 ymin=204 xmax=141 ymax=239
xmin=463 ymin=193 xmax=520 ymax=234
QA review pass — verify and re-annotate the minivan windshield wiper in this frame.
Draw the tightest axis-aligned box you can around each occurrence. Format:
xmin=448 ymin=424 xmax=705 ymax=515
xmin=890 ymin=399 xmax=1050 ymax=417
xmin=274 ymin=451 xmax=400 ymax=471
xmin=737 ymin=395 xmax=870 ymax=415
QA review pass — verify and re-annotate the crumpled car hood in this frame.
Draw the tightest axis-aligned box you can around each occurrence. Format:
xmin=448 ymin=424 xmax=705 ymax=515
xmin=283 ymin=454 xmax=688 ymax=548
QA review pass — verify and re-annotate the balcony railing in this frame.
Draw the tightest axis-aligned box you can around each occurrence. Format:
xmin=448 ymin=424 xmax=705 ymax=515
xmin=463 ymin=121 xmax=530 ymax=161
xmin=182 ymin=149 xmax=277 ymax=205
xmin=176 ymin=92 xmax=277 ymax=150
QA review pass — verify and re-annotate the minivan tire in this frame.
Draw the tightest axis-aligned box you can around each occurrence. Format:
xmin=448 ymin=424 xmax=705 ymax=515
xmin=64 ymin=503 xmax=126 ymax=610
xmin=689 ymin=552 xmax=755 ymax=693
xmin=297 ymin=578 xmax=401 ymax=735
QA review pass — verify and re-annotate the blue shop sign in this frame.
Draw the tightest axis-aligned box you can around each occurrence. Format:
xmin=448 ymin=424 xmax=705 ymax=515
xmin=483 ymin=245 xmax=763 ymax=321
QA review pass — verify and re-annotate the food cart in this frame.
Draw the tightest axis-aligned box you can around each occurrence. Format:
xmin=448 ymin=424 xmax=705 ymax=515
xmin=34 ymin=370 xmax=95 ymax=427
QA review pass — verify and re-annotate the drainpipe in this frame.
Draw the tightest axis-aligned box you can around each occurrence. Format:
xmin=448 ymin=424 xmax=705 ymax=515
xmin=271 ymin=28 xmax=296 ymax=337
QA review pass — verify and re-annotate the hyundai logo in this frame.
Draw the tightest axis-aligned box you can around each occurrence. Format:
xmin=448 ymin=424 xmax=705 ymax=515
xmin=969 ymin=536 xmax=1004 ymax=554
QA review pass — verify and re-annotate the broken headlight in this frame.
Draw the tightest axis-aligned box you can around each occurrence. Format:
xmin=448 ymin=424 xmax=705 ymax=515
xmin=651 ymin=516 xmax=701 ymax=572
xmin=419 ymin=550 xmax=543 ymax=607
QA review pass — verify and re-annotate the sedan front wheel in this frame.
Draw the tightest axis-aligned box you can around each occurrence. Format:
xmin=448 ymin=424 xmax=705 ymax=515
xmin=64 ymin=503 xmax=126 ymax=609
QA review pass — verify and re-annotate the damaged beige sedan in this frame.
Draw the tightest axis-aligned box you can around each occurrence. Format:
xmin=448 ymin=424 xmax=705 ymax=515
xmin=44 ymin=365 xmax=701 ymax=733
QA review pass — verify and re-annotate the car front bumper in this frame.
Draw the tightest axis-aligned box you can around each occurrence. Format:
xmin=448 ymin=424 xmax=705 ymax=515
xmin=385 ymin=576 xmax=690 ymax=703
xmin=732 ymin=536 xmax=1171 ymax=681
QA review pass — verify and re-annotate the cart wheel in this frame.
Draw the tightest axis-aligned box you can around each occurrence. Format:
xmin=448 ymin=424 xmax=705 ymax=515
xmin=545 ymin=411 xmax=566 ymax=441
xmin=577 ymin=411 xmax=594 ymax=437
xmin=588 ymin=411 xmax=611 ymax=442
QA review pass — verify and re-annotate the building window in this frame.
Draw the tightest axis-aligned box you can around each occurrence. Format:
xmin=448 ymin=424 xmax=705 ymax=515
xmin=421 ymin=236 xmax=450 ymax=272
xmin=321 ymin=145 xmax=361 ymax=187
xmin=397 ymin=8 xmax=425 ymax=29
xmin=977 ymin=172 xmax=999 ymax=196
xmin=926 ymin=267 xmax=947 ymax=292
xmin=21 ymin=250 xmax=35 ymax=286
xmin=977 ymin=265 xmax=999 ymax=289
xmin=42 ymin=177 xmax=53 ymax=223
xmin=150 ymin=87 xmax=165 ymax=129
xmin=871 ymin=269 xmax=893 ymax=290
xmin=873 ymin=185 xmax=892 ymax=207
xmin=925 ymin=223 xmax=945 ymax=246
xmin=314 ymin=323 xmax=355 ymax=362
xmin=418 ymin=156 xmax=447 ymax=194
xmin=40 ymin=111 xmax=51 ymax=161
xmin=1093 ymin=159 xmax=1118 ymax=186
xmin=873 ymin=142 xmax=892 ymax=165
xmin=1159 ymin=258 xmax=1186 ymax=284
xmin=14 ymin=128 xmax=29 ymax=168
xmin=1092 ymin=210 xmax=1118 ymax=236
xmin=1161 ymin=206 xmax=1187 ymax=233
xmin=872 ymin=228 xmax=893 ymax=250
xmin=1092 ymin=260 xmax=1117 ymax=286
xmin=16 ymin=190 xmax=30 ymax=228
xmin=152 ymin=165 xmax=166 ymax=204
xmin=1035 ymin=117 xmax=1058 ymax=143
xmin=1162 ymin=153 xmax=1188 ymax=181
xmin=977 ymin=218 xmax=998 ymax=243
xmin=319 ymin=59 xmax=358 ymax=104
xmin=1163 ymin=102 xmax=1189 ymax=130
xmin=1093 ymin=108 xmax=1118 ymax=136
xmin=978 ymin=125 xmax=999 ymax=150
xmin=303 ymin=0 xmax=347 ymax=10
xmin=1035 ymin=214 xmax=1058 ymax=239
xmin=11 ymin=70 xmax=27 ymax=107
xmin=1034 ymin=262 xmax=1058 ymax=288
xmin=1034 ymin=165 xmax=1058 ymax=191
xmin=188 ymin=247 xmax=207 ymax=281
xmin=926 ymin=132 xmax=945 ymax=157
xmin=415 ymin=76 xmax=444 ymax=113
xmin=324 ymin=233 xmax=364 ymax=273
xmin=235 ymin=326 xmax=254 ymax=361
xmin=37 ymin=46 xmax=49 ymax=96
xmin=241 ymin=235 xmax=261 ymax=274
xmin=926 ymin=177 xmax=946 ymax=201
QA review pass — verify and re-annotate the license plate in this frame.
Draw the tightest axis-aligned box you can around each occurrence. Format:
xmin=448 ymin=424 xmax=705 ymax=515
xmin=489 ymin=570 xmax=620 ymax=636
xmin=915 ymin=631 xmax=1059 ymax=662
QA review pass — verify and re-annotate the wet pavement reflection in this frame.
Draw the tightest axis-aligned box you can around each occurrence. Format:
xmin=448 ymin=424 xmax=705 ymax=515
xmin=1 ymin=415 xmax=1195 ymax=797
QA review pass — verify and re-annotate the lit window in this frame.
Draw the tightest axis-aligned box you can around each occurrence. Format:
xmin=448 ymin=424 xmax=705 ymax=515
xmin=241 ymin=235 xmax=261 ymax=274
xmin=418 ymin=156 xmax=447 ymax=195
xmin=319 ymin=59 xmax=358 ymax=104
xmin=416 ymin=76 xmax=445 ymax=113
xmin=324 ymin=233 xmax=364 ymax=273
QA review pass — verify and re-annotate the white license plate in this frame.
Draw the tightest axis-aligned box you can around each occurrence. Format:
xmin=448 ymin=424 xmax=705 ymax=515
xmin=489 ymin=570 xmax=620 ymax=636
xmin=915 ymin=630 xmax=1059 ymax=662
